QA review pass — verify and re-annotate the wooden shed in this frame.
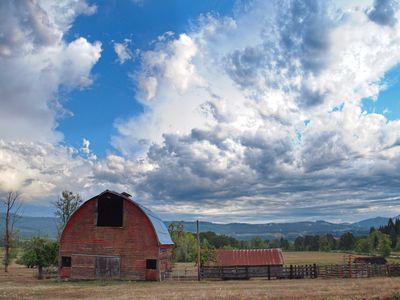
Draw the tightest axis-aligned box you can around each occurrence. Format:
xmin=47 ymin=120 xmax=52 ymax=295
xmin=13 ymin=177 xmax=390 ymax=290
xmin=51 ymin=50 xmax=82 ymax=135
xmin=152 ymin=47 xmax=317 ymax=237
xmin=353 ymin=256 xmax=387 ymax=265
xmin=59 ymin=190 xmax=173 ymax=281
xmin=201 ymin=249 xmax=285 ymax=279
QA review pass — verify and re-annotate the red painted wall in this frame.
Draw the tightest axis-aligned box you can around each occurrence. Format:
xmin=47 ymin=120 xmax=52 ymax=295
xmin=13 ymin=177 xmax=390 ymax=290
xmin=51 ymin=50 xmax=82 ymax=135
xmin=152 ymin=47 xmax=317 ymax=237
xmin=59 ymin=196 xmax=172 ymax=280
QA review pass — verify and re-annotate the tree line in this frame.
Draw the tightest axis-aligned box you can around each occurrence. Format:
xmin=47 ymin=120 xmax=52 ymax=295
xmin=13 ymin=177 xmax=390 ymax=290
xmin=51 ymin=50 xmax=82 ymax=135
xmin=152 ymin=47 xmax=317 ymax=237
xmin=169 ymin=218 xmax=400 ymax=263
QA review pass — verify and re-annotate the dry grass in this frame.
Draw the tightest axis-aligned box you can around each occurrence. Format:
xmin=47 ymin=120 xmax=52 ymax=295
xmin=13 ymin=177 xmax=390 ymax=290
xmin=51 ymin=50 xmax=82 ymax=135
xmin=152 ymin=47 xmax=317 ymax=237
xmin=1 ymin=250 xmax=399 ymax=299
xmin=0 ymin=263 xmax=400 ymax=300
xmin=283 ymin=251 xmax=352 ymax=265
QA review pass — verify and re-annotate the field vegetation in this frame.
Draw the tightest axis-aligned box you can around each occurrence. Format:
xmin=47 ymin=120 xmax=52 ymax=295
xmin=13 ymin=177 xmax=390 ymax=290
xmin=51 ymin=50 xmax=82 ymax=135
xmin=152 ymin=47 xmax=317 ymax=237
xmin=0 ymin=261 xmax=400 ymax=299
xmin=1 ymin=249 xmax=400 ymax=299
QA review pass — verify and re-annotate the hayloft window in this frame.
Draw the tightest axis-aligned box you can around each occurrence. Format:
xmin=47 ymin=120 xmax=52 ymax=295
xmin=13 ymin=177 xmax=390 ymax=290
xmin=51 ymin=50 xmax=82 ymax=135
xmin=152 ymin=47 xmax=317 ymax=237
xmin=146 ymin=259 xmax=157 ymax=270
xmin=97 ymin=196 xmax=123 ymax=227
xmin=61 ymin=256 xmax=71 ymax=267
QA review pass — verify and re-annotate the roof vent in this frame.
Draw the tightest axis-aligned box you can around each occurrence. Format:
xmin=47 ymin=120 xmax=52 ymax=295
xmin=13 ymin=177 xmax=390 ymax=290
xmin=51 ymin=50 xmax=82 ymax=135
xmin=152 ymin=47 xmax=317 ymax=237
xmin=121 ymin=192 xmax=132 ymax=198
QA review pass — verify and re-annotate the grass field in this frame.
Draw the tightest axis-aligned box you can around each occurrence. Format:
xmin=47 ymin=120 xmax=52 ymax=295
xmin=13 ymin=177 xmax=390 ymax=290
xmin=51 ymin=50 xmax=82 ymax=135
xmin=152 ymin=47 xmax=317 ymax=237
xmin=283 ymin=251 xmax=351 ymax=265
xmin=173 ymin=251 xmax=400 ymax=268
xmin=1 ymin=250 xmax=400 ymax=299
xmin=0 ymin=263 xmax=400 ymax=299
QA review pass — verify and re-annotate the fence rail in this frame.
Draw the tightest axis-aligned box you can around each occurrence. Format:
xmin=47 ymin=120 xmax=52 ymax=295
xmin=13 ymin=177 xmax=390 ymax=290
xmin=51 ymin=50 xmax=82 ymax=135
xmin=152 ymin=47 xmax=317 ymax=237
xmin=199 ymin=263 xmax=400 ymax=280
xmin=319 ymin=263 xmax=400 ymax=279
xmin=200 ymin=265 xmax=316 ymax=280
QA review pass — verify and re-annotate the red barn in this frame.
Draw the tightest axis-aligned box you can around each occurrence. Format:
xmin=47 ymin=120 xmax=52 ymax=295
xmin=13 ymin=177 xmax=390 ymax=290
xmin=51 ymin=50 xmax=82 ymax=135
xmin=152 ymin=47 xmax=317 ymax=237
xmin=59 ymin=190 xmax=173 ymax=281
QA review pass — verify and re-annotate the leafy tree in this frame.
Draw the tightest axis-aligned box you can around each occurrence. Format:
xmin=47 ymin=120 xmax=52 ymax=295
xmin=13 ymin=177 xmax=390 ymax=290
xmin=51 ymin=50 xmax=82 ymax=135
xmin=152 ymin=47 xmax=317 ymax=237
xmin=249 ymin=236 xmax=268 ymax=249
xmin=168 ymin=223 xmax=197 ymax=262
xmin=304 ymin=235 xmax=320 ymax=251
xmin=200 ymin=231 xmax=239 ymax=249
xmin=319 ymin=235 xmax=331 ymax=251
xmin=17 ymin=237 xmax=58 ymax=279
xmin=269 ymin=237 xmax=290 ymax=250
xmin=395 ymin=239 xmax=400 ymax=251
xmin=53 ymin=190 xmax=82 ymax=235
xmin=200 ymin=239 xmax=216 ymax=266
xmin=378 ymin=217 xmax=400 ymax=249
xmin=355 ymin=238 xmax=371 ymax=254
xmin=339 ymin=232 xmax=356 ymax=250
xmin=378 ymin=234 xmax=391 ymax=257
xmin=294 ymin=236 xmax=305 ymax=251
xmin=369 ymin=230 xmax=381 ymax=251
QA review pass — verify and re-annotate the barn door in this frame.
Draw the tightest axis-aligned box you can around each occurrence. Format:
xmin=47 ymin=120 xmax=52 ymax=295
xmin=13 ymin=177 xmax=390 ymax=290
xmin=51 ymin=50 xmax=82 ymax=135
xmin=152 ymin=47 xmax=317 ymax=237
xmin=95 ymin=256 xmax=120 ymax=279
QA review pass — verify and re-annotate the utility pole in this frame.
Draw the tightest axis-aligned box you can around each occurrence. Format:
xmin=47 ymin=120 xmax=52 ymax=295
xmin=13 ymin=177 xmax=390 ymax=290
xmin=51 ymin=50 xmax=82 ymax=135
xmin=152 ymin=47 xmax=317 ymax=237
xmin=197 ymin=220 xmax=200 ymax=281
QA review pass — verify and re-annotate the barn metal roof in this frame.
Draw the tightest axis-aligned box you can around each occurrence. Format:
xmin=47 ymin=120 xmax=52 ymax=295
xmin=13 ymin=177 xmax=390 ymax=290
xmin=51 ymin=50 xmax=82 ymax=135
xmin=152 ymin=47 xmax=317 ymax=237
xmin=102 ymin=190 xmax=174 ymax=245
xmin=213 ymin=249 xmax=284 ymax=266
xmin=137 ymin=203 xmax=174 ymax=245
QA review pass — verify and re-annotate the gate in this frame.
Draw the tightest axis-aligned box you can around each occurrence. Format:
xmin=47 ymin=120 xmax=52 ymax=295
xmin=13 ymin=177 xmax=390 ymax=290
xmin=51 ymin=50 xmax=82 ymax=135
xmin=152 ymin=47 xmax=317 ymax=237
xmin=95 ymin=256 xmax=120 ymax=279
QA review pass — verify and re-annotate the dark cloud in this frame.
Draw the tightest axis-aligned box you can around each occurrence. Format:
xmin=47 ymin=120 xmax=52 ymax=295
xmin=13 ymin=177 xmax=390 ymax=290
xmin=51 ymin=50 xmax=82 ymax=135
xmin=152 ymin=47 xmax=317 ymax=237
xmin=367 ymin=0 xmax=398 ymax=27
xmin=224 ymin=0 xmax=332 ymax=107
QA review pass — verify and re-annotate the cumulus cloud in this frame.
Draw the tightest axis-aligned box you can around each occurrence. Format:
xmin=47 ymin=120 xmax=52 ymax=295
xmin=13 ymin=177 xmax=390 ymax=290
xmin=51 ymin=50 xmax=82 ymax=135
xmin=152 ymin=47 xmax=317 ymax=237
xmin=0 ymin=1 xmax=101 ymax=199
xmin=367 ymin=0 xmax=398 ymax=26
xmin=0 ymin=0 xmax=101 ymax=143
xmin=3 ymin=0 xmax=400 ymax=222
xmin=110 ymin=0 xmax=400 ymax=221
xmin=113 ymin=39 xmax=134 ymax=64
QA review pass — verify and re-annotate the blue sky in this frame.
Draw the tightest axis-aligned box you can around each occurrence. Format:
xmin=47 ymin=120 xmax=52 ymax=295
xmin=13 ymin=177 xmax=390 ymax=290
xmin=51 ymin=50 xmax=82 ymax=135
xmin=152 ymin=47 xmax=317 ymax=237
xmin=2 ymin=0 xmax=400 ymax=223
xmin=59 ymin=0 xmax=236 ymax=157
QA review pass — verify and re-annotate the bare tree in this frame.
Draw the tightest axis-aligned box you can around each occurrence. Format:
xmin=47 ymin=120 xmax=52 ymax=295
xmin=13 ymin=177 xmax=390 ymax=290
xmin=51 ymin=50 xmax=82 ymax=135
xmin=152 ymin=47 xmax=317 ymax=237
xmin=1 ymin=192 xmax=22 ymax=272
xmin=53 ymin=190 xmax=82 ymax=237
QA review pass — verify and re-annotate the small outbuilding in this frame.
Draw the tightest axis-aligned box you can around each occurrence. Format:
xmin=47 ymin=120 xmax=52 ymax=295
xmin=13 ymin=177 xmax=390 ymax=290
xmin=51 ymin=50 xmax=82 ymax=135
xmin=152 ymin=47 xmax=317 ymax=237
xmin=59 ymin=190 xmax=173 ymax=281
xmin=353 ymin=256 xmax=387 ymax=265
xmin=201 ymin=249 xmax=284 ymax=279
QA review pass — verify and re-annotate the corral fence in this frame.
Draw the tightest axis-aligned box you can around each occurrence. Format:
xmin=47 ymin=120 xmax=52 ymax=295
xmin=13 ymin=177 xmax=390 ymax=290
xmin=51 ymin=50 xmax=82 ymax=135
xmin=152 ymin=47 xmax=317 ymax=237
xmin=165 ymin=268 xmax=198 ymax=281
xmin=319 ymin=263 xmax=400 ymax=279
xmin=199 ymin=263 xmax=400 ymax=280
xmin=200 ymin=264 xmax=317 ymax=280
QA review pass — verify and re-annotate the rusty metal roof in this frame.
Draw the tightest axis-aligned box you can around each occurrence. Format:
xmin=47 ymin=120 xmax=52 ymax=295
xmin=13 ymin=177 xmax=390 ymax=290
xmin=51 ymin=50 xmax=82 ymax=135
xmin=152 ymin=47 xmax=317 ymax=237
xmin=213 ymin=249 xmax=284 ymax=266
xmin=353 ymin=256 xmax=387 ymax=265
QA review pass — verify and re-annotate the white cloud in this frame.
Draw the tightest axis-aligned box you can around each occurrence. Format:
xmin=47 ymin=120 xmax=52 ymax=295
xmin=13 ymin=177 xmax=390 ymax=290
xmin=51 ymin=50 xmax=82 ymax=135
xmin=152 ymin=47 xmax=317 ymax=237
xmin=0 ymin=1 xmax=101 ymax=199
xmin=3 ymin=0 xmax=400 ymax=222
xmin=110 ymin=0 xmax=400 ymax=221
xmin=113 ymin=39 xmax=133 ymax=64
xmin=0 ymin=0 xmax=102 ymax=143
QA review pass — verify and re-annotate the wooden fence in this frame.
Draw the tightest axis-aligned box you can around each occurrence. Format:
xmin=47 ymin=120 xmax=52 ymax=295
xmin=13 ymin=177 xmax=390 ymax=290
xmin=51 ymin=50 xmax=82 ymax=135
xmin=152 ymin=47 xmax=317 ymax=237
xmin=200 ymin=265 xmax=315 ymax=280
xmin=200 ymin=263 xmax=400 ymax=280
xmin=318 ymin=263 xmax=400 ymax=279
xmin=165 ymin=268 xmax=198 ymax=281
xmin=279 ymin=264 xmax=318 ymax=279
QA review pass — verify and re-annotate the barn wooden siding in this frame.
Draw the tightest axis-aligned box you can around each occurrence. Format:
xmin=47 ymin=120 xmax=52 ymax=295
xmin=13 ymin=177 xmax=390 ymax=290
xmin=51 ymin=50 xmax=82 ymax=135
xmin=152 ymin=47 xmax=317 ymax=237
xmin=59 ymin=191 xmax=173 ymax=281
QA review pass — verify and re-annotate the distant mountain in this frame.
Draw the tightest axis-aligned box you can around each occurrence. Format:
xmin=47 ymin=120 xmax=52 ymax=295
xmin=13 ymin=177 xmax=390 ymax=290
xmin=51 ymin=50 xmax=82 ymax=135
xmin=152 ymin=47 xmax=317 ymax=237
xmin=0 ymin=213 xmax=396 ymax=240
xmin=352 ymin=216 xmax=396 ymax=229
xmin=167 ymin=216 xmax=397 ymax=240
xmin=0 ymin=213 xmax=58 ymax=239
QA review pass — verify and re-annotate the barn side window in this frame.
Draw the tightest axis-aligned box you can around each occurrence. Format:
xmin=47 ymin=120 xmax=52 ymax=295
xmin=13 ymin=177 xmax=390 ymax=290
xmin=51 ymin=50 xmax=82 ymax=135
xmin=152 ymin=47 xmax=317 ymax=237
xmin=146 ymin=259 xmax=157 ymax=270
xmin=97 ymin=196 xmax=123 ymax=227
xmin=61 ymin=256 xmax=71 ymax=267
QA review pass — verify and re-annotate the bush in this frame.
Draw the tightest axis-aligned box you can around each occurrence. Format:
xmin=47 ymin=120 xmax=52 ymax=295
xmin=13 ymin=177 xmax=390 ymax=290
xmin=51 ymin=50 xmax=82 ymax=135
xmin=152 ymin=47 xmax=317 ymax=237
xmin=17 ymin=237 xmax=58 ymax=279
xmin=392 ymin=291 xmax=400 ymax=300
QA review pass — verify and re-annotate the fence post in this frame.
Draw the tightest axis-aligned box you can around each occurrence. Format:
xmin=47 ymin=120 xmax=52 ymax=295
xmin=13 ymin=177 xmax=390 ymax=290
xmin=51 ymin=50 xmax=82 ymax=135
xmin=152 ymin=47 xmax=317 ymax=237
xmin=290 ymin=265 xmax=293 ymax=279
xmin=268 ymin=265 xmax=271 ymax=280
xmin=313 ymin=264 xmax=317 ymax=278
